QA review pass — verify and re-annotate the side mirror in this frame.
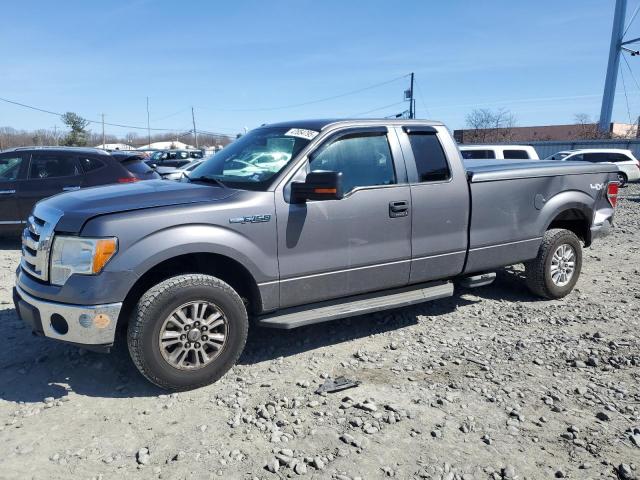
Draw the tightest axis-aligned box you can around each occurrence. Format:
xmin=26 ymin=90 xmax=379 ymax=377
xmin=291 ymin=171 xmax=344 ymax=203
xmin=150 ymin=163 xmax=158 ymax=169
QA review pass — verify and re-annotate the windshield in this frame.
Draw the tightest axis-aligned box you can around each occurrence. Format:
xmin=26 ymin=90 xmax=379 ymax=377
xmin=545 ymin=152 xmax=572 ymax=160
xmin=189 ymin=126 xmax=314 ymax=189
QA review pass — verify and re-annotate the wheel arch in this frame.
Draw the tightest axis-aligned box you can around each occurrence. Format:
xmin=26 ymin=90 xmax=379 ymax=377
xmin=539 ymin=191 xmax=594 ymax=246
xmin=118 ymin=251 xmax=263 ymax=333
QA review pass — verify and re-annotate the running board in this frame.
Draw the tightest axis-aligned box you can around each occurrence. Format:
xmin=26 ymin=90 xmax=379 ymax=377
xmin=457 ymin=272 xmax=496 ymax=288
xmin=257 ymin=281 xmax=453 ymax=329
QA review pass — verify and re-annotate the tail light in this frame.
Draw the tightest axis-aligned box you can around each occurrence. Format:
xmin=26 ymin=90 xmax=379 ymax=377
xmin=607 ymin=181 xmax=619 ymax=208
xmin=117 ymin=177 xmax=139 ymax=183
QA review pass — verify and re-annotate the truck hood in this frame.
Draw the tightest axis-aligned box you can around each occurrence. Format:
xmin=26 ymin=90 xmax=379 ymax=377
xmin=34 ymin=179 xmax=238 ymax=233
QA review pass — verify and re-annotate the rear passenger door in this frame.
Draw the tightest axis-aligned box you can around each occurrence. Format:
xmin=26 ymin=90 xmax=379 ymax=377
xmin=17 ymin=152 xmax=83 ymax=219
xmin=0 ymin=152 xmax=28 ymax=232
xmin=396 ymin=126 xmax=469 ymax=283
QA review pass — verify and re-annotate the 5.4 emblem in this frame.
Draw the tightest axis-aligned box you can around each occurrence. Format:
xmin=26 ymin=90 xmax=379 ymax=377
xmin=229 ymin=214 xmax=272 ymax=224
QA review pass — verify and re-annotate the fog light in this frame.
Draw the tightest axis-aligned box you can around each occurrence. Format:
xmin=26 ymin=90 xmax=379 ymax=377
xmin=51 ymin=314 xmax=69 ymax=335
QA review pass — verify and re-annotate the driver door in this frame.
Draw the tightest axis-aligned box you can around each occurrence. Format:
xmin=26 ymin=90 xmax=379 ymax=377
xmin=275 ymin=127 xmax=412 ymax=308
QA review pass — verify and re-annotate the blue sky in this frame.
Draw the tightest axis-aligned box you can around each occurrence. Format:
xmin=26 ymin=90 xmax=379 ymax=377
xmin=2 ymin=0 xmax=640 ymax=138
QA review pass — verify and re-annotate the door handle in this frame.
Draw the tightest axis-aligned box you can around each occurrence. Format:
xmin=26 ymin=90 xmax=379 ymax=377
xmin=62 ymin=186 xmax=81 ymax=192
xmin=389 ymin=200 xmax=409 ymax=218
xmin=0 ymin=190 xmax=16 ymax=195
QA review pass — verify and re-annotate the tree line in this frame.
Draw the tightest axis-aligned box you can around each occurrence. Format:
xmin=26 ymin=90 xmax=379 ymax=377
xmin=463 ymin=108 xmax=638 ymax=143
xmin=0 ymin=112 xmax=232 ymax=150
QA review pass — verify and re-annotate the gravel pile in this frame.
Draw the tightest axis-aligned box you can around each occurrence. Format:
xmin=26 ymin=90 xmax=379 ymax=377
xmin=0 ymin=185 xmax=638 ymax=479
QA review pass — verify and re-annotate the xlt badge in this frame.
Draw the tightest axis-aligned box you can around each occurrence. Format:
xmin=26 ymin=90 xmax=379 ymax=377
xmin=229 ymin=214 xmax=272 ymax=224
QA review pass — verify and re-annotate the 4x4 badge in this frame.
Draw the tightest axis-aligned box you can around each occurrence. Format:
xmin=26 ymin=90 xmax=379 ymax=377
xmin=229 ymin=214 xmax=272 ymax=224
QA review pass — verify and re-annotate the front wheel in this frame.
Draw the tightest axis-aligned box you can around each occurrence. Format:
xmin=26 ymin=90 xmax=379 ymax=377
xmin=525 ymin=228 xmax=582 ymax=299
xmin=127 ymin=274 xmax=248 ymax=390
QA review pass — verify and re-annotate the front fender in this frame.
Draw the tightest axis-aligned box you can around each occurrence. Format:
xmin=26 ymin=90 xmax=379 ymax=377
xmin=104 ymin=223 xmax=278 ymax=285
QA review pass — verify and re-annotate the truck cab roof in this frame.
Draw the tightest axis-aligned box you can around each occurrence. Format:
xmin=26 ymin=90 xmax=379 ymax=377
xmin=262 ymin=119 xmax=445 ymax=131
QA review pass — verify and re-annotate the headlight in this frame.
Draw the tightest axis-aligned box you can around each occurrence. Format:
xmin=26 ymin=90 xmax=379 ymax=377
xmin=50 ymin=236 xmax=118 ymax=286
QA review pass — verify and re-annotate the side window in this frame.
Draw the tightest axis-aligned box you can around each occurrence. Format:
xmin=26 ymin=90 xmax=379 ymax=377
xmin=503 ymin=149 xmax=530 ymax=159
xmin=79 ymin=157 xmax=105 ymax=172
xmin=0 ymin=154 xmax=24 ymax=181
xmin=461 ymin=149 xmax=495 ymax=159
xmin=583 ymin=153 xmax=609 ymax=163
xmin=309 ymin=132 xmax=396 ymax=193
xmin=29 ymin=154 xmax=80 ymax=179
xmin=407 ymin=133 xmax=451 ymax=182
xmin=610 ymin=153 xmax=631 ymax=162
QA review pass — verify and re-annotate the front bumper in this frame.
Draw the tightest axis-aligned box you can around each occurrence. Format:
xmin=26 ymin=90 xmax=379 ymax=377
xmin=13 ymin=285 xmax=121 ymax=349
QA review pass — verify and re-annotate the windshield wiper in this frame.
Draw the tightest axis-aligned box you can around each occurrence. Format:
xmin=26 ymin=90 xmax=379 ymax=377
xmin=185 ymin=174 xmax=227 ymax=188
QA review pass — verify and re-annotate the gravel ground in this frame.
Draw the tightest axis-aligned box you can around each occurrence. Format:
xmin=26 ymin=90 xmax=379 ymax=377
xmin=0 ymin=185 xmax=639 ymax=480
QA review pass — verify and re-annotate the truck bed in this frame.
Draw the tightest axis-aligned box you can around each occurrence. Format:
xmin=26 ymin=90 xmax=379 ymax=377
xmin=461 ymin=158 xmax=617 ymax=274
xmin=463 ymin=159 xmax=618 ymax=182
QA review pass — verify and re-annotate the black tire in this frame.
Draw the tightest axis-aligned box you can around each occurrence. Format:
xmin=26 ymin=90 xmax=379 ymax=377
xmin=617 ymin=172 xmax=627 ymax=188
xmin=127 ymin=274 xmax=248 ymax=390
xmin=524 ymin=228 xmax=582 ymax=300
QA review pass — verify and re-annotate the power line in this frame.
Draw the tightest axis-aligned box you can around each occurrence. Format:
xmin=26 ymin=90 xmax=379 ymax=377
xmin=0 ymin=95 xmax=234 ymax=137
xmin=196 ymin=73 xmax=410 ymax=112
xmin=622 ymin=52 xmax=640 ymax=92
xmin=414 ymin=80 xmax=432 ymax=118
xmin=351 ymin=101 xmax=406 ymax=117
xmin=624 ymin=1 xmax=640 ymax=35
xmin=619 ymin=62 xmax=633 ymax=124
xmin=152 ymin=107 xmax=190 ymax=122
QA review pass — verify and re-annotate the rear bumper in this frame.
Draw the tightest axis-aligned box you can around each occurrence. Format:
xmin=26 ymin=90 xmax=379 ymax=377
xmin=590 ymin=217 xmax=613 ymax=242
xmin=13 ymin=285 xmax=121 ymax=350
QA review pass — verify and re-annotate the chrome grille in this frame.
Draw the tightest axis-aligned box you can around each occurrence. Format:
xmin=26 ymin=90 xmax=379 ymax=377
xmin=20 ymin=210 xmax=59 ymax=282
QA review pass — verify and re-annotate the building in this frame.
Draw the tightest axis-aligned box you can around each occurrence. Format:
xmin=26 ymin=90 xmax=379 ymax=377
xmin=454 ymin=122 xmax=639 ymax=144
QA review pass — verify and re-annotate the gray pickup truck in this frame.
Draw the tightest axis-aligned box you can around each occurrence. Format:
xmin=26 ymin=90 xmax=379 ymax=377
xmin=13 ymin=119 xmax=619 ymax=390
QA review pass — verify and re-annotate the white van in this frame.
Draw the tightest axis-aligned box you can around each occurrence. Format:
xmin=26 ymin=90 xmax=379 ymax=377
xmin=545 ymin=149 xmax=640 ymax=186
xmin=459 ymin=145 xmax=539 ymax=160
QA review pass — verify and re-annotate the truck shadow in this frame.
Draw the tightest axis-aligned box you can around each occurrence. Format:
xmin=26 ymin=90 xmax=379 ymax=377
xmin=238 ymin=267 xmax=540 ymax=365
xmin=0 ymin=268 xmax=540 ymax=403
xmin=0 ymin=237 xmax=21 ymax=251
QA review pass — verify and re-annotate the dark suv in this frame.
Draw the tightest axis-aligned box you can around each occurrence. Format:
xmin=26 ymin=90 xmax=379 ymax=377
xmin=0 ymin=147 xmax=159 ymax=235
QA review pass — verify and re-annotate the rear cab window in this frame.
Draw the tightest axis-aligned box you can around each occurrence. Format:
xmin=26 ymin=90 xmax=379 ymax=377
xmin=404 ymin=129 xmax=451 ymax=182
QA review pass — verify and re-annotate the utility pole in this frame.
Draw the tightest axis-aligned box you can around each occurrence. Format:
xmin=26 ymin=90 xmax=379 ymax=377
xmin=53 ymin=125 xmax=58 ymax=146
xmin=409 ymin=72 xmax=415 ymax=119
xmin=101 ymin=113 xmax=106 ymax=147
xmin=191 ymin=107 xmax=198 ymax=148
xmin=599 ymin=0 xmax=627 ymax=134
xmin=146 ymin=97 xmax=151 ymax=147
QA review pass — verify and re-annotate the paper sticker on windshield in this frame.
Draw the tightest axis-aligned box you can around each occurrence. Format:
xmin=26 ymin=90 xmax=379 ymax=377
xmin=285 ymin=128 xmax=319 ymax=140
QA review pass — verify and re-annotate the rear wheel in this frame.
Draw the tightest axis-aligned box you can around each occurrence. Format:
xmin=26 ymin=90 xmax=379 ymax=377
xmin=127 ymin=274 xmax=248 ymax=390
xmin=525 ymin=228 xmax=582 ymax=299
xmin=617 ymin=172 xmax=627 ymax=187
